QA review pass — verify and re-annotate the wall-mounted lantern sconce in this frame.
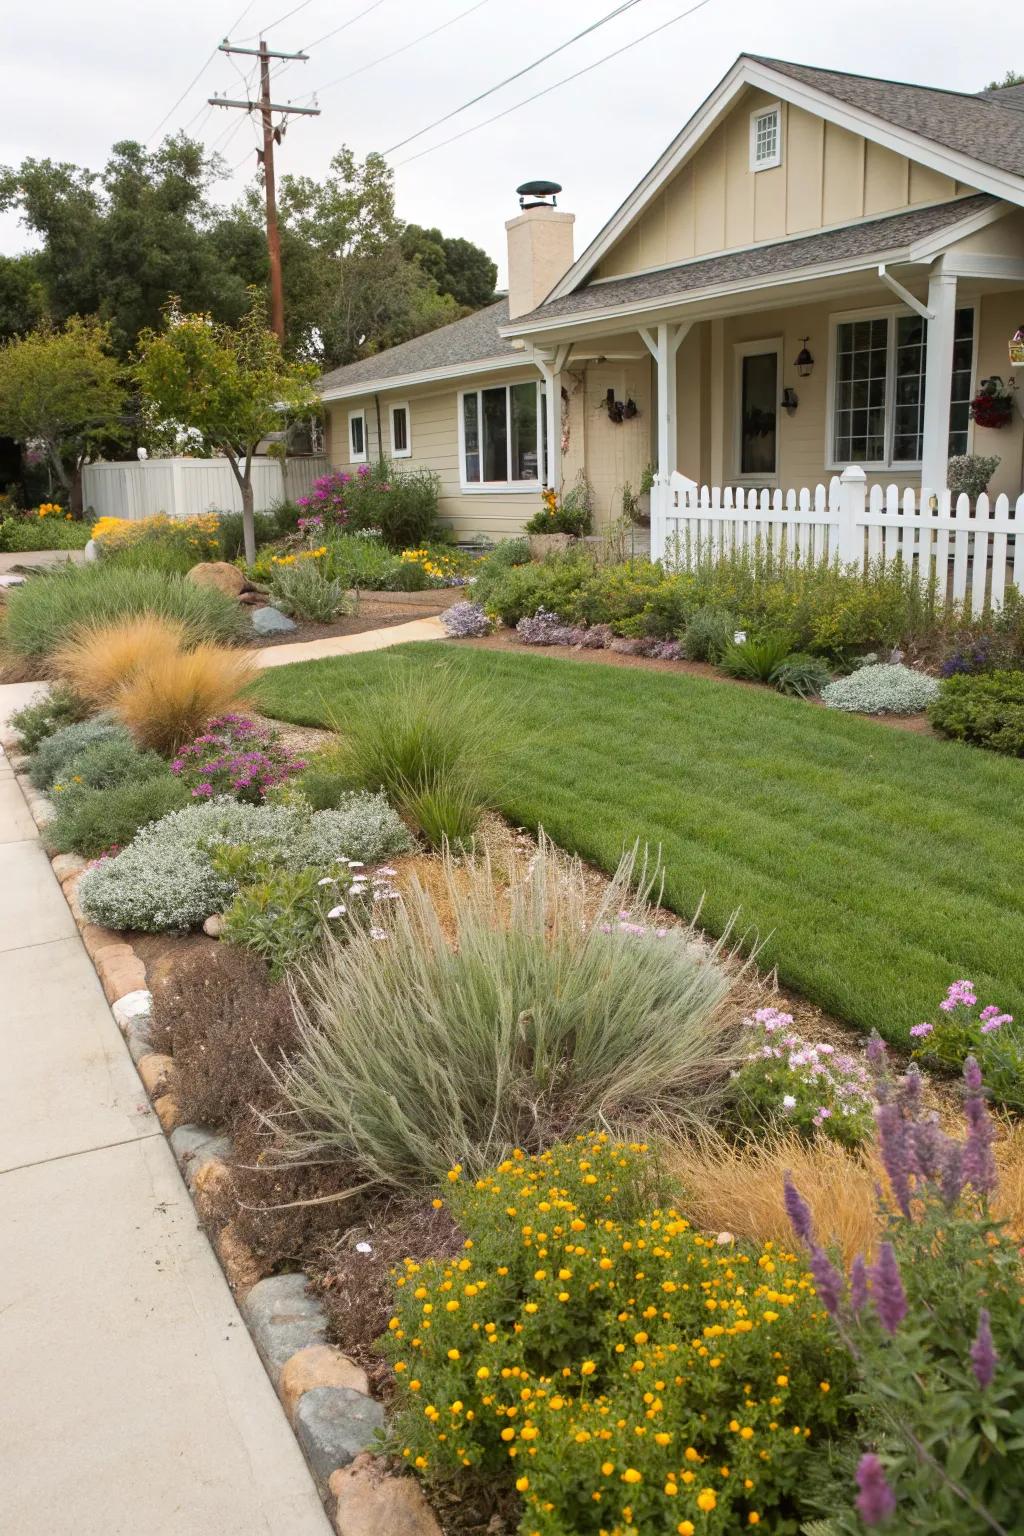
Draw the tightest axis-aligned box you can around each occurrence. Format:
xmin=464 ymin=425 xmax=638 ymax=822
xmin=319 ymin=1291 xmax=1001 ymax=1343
xmin=794 ymin=337 xmax=814 ymax=377
xmin=781 ymin=386 xmax=799 ymax=414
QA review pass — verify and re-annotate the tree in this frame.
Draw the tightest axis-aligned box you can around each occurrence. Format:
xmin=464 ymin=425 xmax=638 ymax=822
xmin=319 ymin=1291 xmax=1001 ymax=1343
xmin=135 ymin=292 xmax=318 ymax=565
xmin=401 ymin=224 xmax=497 ymax=309
xmin=0 ymin=317 xmax=126 ymax=513
xmin=984 ymin=69 xmax=1024 ymax=89
xmin=0 ymin=252 xmax=47 ymax=341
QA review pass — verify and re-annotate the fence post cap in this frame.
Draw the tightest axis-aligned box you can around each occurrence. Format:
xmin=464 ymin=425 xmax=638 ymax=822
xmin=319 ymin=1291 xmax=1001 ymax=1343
xmin=839 ymin=464 xmax=867 ymax=483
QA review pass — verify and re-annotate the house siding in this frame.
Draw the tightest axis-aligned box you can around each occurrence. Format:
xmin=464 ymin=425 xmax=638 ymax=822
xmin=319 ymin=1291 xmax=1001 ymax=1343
xmin=595 ymin=89 xmax=974 ymax=281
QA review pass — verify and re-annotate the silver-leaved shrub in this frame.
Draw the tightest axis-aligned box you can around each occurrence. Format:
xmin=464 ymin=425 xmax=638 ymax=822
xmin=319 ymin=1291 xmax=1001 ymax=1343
xmin=821 ymin=663 xmax=939 ymax=715
xmin=78 ymin=794 xmax=411 ymax=931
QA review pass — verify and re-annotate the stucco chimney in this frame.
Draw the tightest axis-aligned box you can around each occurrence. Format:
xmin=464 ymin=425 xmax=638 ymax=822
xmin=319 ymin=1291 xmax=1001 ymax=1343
xmin=505 ymin=205 xmax=575 ymax=320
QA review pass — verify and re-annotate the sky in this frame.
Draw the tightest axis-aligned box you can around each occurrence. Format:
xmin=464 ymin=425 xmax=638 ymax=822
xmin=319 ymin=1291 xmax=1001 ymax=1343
xmin=1 ymin=0 xmax=1019 ymax=283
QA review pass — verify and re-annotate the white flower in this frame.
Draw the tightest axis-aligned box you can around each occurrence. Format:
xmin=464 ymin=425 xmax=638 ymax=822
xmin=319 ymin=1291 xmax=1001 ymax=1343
xmin=376 ymin=866 xmax=397 ymax=877
xmin=317 ymin=877 xmax=336 ymax=886
xmin=782 ymin=1094 xmax=797 ymax=1109
xmin=327 ymin=903 xmax=347 ymax=918
xmin=355 ymin=1241 xmax=373 ymax=1254
xmin=348 ymin=861 xmax=365 ymax=869
xmin=370 ymin=925 xmax=387 ymax=941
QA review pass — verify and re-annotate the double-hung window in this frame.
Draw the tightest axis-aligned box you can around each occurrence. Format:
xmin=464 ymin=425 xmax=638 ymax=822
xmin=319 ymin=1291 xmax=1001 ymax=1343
xmin=750 ymin=103 xmax=782 ymax=171
xmin=348 ymin=408 xmax=367 ymax=464
xmin=830 ymin=307 xmax=975 ymax=468
xmin=460 ymin=381 xmax=544 ymax=490
xmin=389 ymin=401 xmax=411 ymax=458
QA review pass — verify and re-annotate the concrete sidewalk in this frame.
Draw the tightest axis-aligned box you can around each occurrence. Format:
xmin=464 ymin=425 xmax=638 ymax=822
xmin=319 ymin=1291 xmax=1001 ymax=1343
xmin=0 ymin=683 xmax=330 ymax=1535
xmin=253 ymin=614 xmax=447 ymax=668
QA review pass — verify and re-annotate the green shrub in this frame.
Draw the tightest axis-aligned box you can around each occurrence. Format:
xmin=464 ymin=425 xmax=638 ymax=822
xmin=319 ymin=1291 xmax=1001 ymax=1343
xmin=268 ymin=559 xmax=353 ymax=622
xmin=681 ymin=605 xmax=736 ymax=662
xmin=317 ymin=461 xmax=440 ymax=550
xmin=480 ymin=552 xmax=592 ymax=627
xmin=46 ymin=774 xmax=192 ymax=858
xmin=469 ymin=537 xmax=531 ymax=610
xmin=564 ymin=560 xmax=673 ymax=633
xmin=279 ymin=840 xmax=738 ymax=1188
xmin=928 ymin=669 xmax=1024 ymax=755
xmin=719 ymin=632 xmax=795 ymax=684
xmin=214 ymin=508 xmax=280 ymax=561
xmin=320 ymin=661 xmax=491 ymax=846
xmin=771 ymin=652 xmax=833 ymax=698
xmin=28 ymin=719 xmax=131 ymax=790
xmin=0 ymin=516 xmax=92 ymax=552
xmin=321 ymin=533 xmax=410 ymax=592
xmin=8 ymin=685 xmax=89 ymax=753
xmin=381 ymin=1137 xmax=849 ymax=1533
xmin=50 ymin=734 xmax=167 ymax=794
xmin=78 ymin=795 xmax=411 ymax=932
xmin=3 ymin=563 xmax=247 ymax=658
xmin=524 ymin=474 xmax=594 ymax=536
xmin=821 ymin=663 xmax=939 ymax=715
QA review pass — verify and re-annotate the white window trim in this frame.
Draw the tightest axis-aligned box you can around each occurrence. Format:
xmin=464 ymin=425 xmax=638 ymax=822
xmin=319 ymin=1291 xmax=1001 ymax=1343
xmin=825 ymin=302 xmax=977 ymax=472
xmin=749 ymin=101 xmax=782 ymax=172
xmin=457 ymin=382 xmax=544 ymax=493
xmin=733 ymin=337 xmax=782 ymax=484
xmin=347 ymin=408 xmax=368 ymax=464
xmin=389 ymin=400 xmax=412 ymax=458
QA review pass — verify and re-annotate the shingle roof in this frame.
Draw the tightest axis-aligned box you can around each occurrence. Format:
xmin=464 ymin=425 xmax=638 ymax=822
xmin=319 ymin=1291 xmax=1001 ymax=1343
xmin=749 ymin=56 xmax=1024 ymax=177
xmin=318 ymin=298 xmax=516 ymax=394
xmin=514 ymin=194 xmax=994 ymax=326
xmin=977 ymin=83 xmax=1024 ymax=114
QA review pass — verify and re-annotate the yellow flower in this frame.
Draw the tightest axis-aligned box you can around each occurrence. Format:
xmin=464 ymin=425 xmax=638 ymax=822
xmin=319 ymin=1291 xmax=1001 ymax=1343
xmin=677 ymin=1524 xmax=695 ymax=1535
xmin=696 ymin=1489 xmax=717 ymax=1512
xmin=515 ymin=1476 xmax=529 ymax=1492
xmin=621 ymin=1469 xmax=642 ymax=1485
xmin=580 ymin=1360 xmax=596 ymax=1376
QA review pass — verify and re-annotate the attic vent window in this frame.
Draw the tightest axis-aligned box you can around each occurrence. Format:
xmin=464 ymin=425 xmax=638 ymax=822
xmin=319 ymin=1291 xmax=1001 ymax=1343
xmin=750 ymin=104 xmax=781 ymax=171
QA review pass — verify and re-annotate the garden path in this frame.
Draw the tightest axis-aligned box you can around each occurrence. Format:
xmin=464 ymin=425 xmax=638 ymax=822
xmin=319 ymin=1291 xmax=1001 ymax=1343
xmin=0 ymin=548 xmax=88 ymax=575
xmin=252 ymin=613 xmax=446 ymax=668
xmin=0 ymin=682 xmax=330 ymax=1536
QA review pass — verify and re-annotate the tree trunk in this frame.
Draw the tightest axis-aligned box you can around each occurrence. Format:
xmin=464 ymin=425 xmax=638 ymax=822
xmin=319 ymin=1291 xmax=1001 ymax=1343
xmin=242 ymin=475 xmax=256 ymax=567
xmin=70 ymin=457 xmax=85 ymax=519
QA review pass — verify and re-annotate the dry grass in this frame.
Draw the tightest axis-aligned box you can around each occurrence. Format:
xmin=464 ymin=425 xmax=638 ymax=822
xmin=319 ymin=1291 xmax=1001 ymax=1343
xmin=114 ymin=643 xmax=256 ymax=752
xmin=51 ymin=615 xmax=187 ymax=706
xmin=665 ymin=1128 xmax=881 ymax=1263
xmin=993 ymin=1116 xmax=1024 ymax=1241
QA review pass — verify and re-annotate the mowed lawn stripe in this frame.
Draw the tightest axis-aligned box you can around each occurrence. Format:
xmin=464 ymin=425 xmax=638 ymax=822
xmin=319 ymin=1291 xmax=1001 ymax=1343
xmin=251 ymin=644 xmax=1024 ymax=1043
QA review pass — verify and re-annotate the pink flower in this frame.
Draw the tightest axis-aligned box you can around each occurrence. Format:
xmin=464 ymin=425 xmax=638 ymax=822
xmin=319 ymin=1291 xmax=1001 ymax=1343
xmin=909 ymin=1022 xmax=933 ymax=1038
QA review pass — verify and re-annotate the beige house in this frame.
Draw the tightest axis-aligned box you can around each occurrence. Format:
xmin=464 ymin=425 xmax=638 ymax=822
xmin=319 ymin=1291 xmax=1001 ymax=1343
xmin=318 ymin=54 xmax=1024 ymax=539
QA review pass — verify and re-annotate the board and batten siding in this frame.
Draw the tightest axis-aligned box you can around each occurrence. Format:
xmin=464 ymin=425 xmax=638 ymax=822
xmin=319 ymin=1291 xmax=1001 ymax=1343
xmin=325 ymin=366 xmax=546 ymax=541
xmin=595 ymin=88 xmax=974 ymax=281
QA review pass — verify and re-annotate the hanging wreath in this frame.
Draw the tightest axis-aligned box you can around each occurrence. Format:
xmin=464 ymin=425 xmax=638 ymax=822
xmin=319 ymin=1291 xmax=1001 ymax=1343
xmin=969 ymin=376 xmax=1015 ymax=429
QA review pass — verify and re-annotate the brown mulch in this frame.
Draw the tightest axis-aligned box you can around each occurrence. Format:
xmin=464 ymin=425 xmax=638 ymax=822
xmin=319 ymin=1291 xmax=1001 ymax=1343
xmin=455 ymin=630 xmax=940 ymax=736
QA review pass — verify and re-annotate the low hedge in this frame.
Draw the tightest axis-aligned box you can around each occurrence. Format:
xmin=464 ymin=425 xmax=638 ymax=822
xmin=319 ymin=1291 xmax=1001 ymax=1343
xmin=928 ymin=669 xmax=1024 ymax=756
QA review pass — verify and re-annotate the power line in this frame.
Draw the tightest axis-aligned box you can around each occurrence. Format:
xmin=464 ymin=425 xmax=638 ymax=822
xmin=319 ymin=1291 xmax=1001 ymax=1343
xmin=147 ymin=0 xmax=259 ymax=143
xmin=384 ymin=0 xmax=649 ymax=155
xmin=242 ymin=0 xmax=317 ymax=39
xmin=270 ymin=0 xmax=388 ymax=97
xmin=395 ymin=0 xmax=716 ymax=166
xmin=299 ymin=0 xmax=491 ymax=102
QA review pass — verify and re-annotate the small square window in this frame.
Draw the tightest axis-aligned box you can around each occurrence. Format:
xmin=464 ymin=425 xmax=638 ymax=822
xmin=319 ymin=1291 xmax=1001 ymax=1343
xmin=750 ymin=104 xmax=781 ymax=171
xmin=348 ymin=409 xmax=367 ymax=464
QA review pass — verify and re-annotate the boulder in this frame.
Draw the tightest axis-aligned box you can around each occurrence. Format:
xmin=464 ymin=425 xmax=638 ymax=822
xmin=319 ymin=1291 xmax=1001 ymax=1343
xmin=330 ymin=1456 xmax=443 ymax=1536
xmin=279 ymin=1345 xmax=370 ymax=1425
xmin=251 ymin=605 xmax=297 ymax=636
xmin=293 ymin=1387 xmax=385 ymax=1493
xmin=202 ymin=913 xmax=225 ymax=938
xmin=187 ymin=561 xmax=247 ymax=597
xmin=241 ymin=1273 xmax=327 ymax=1384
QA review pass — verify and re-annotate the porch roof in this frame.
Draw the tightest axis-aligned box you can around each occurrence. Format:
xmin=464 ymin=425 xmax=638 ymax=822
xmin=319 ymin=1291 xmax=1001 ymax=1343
xmin=506 ymin=194 xmax=996 ymax=330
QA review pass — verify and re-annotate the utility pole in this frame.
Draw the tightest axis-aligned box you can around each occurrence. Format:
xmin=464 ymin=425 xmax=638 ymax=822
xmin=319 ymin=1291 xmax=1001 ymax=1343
xmin=210 ymin=39 xmax=320 ymax=342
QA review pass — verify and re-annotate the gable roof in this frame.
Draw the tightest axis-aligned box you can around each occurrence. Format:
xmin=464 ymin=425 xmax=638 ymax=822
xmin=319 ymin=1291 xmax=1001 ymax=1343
xmin=977 ymin=83 xmax=1024 ymax=114
xmin=319 ymin=298 xmax=519 ymax=398
xmin=547 ymin=53 xmax=1024 ymax=304
xmin=507 ymin=195 xmax=996 ymax=330
xmin=750 ymin=57 xmax=1024 ymax=177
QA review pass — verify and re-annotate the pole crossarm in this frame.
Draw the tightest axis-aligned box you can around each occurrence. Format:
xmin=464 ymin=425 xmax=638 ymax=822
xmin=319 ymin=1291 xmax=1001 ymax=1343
xmin=219 ymin=43 xmax=309 ymax=60
xmin=209 ymin=97 xmax=321 ymax=113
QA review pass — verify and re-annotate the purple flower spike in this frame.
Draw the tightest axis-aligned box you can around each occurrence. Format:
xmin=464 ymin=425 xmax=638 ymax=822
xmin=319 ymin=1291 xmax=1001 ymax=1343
xmin=869 ymin=1243 xmax=907 ymax=1336
xmin=962 ymin=1094 xmax=997 ymax=1197
xmin=970 ymin=1308 xmax=997 ymax=1389
xmin=875 ymin=1101 xmax=913 ymax=1217
xmin=809 ymin=1245 xmax=844 ymax=1317
xmin=783 ymin=1174 xmax=814 ymax=1245
xmin=849 ymin=1252 xmax=868 ymax=1315
xmin=963 ymin=1055 xmax=984 ymax=1095
xmin=939 ymin=1141 xmax=964 ymax=1209
xmin=855 ymin=1454 xmax=897 ymax=1526
xmin=866 ymin=1033 xmax=888 ymax=1066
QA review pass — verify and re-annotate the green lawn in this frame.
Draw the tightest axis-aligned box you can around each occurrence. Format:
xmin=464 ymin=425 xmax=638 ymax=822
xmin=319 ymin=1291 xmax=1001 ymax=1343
xmin=252 ymin=644 xmax=1024 ymax=1045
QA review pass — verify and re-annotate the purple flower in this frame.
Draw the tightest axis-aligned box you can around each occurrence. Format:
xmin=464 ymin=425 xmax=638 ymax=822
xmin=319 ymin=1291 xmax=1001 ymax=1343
xmin=866 ymin=1033 xmax=888 ymax=1066
xmin=855 ymin=1454 xmax=897 ymax=1526
xmin=909 ymin=1022 xmax=933 ymax=1038
xmin=963 ymin=1055 xmax=984 ymax=1095
xmin=962 ymin=1094 xmax=997 ymax=1197
xmin=939 ymin=1141 xmax=964 ymax=1209
xmin=869 ymin=1243 xmax=907 ymax=1335
xmin=192 ymin=781 xmax=215 ymax=798
xmin=783 ymin=1174 xmax=814 ymax=1245
xmin=875 ymin=1101 xmax=913 ymax=1216
xmin=849 ymin=1252 xmax=868 ymax=1315
xmin=970 ymin=1308 xmax=997 ymax=1389
xmin=809 ymin=1244 xmax=843 ymax=1317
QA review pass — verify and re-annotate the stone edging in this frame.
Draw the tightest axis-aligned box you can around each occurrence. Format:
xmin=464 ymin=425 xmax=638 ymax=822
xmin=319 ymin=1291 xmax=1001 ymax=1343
xmin=2 ymin=731 xmax=440 ymax=1536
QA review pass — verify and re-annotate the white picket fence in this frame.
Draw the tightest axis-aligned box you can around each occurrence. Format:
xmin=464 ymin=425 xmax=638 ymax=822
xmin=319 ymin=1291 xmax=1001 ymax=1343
xmin=650 ymin=464 xmax=1024 ymax=609
xmin=82 ymin=455 xmax=328 ymax=522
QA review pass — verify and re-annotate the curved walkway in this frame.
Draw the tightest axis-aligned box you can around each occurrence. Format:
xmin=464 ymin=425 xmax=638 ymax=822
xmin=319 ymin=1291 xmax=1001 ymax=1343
xmin=252 ymin=614 xmax=447 ymax=669
xmin=0 ymin=683 xmax=330 ymax=1536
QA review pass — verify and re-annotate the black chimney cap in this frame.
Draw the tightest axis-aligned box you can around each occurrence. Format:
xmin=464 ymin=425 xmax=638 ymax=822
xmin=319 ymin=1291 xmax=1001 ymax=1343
xmin=516 ymin=180 xmax=562 ymax=197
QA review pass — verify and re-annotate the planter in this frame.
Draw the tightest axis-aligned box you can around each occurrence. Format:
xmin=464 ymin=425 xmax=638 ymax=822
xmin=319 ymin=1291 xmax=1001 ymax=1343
xmin=528 ymin=532 xmax=574 ymax=559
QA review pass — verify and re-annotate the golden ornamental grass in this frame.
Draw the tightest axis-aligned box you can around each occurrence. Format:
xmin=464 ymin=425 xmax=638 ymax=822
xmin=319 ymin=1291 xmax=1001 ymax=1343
xmin=113 ymin=644 xmax=256 ymax=753
xmin=52 ymin=615 xmax=187 ymax=706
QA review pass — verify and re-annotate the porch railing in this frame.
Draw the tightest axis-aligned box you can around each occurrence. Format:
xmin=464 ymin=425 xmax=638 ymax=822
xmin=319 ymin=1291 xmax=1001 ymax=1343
xmin=649 ymin=465 xmax=1024 ymax=609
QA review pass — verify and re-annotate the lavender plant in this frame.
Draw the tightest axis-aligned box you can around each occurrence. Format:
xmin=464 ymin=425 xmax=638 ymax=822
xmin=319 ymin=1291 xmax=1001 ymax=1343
xmin=911 ymin=979 xmax=1022 ymax=1111
xmin=787 ymin=1046 xmax=1024 ymax=1534
xmin=441 ymin=600 xmax=492 ymax=638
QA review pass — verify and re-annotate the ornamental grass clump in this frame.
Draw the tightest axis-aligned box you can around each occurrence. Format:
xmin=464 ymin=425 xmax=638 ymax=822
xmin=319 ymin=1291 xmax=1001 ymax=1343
xmin=381 ymin=1136 xmax=849 ymax=1534
xmin=113 ymin=643 xmax=257 ymax=753
xmin=51 ymin=615 xmax=187 ymax=707
xmin=785 ymin=1046 xmax=1024 ymax=1535
xmin=821 ymin=662 xmax=939 ymax=715
xmin=278 ymin=837 xmax=741 ymax=1189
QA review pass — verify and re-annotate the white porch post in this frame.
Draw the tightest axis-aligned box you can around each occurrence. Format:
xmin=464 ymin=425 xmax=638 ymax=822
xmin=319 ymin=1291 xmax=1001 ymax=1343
xmin=640 ymin=322 xmax=690 ymax=481
xmin=534 ymin=345 xmax=571 ymax=491
xmin=920 ymin=267 xmax=958 ymax=496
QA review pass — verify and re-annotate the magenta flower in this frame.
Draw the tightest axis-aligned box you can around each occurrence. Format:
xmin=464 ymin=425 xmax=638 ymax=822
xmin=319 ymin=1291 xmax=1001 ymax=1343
xmin=855 ymin=1454 xmax=897 ymax=1526
xmin=869 ymin=1243 xmax=907 ymax=1335
xmin=970 ymin=1308 xmax=997 ymax=1389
